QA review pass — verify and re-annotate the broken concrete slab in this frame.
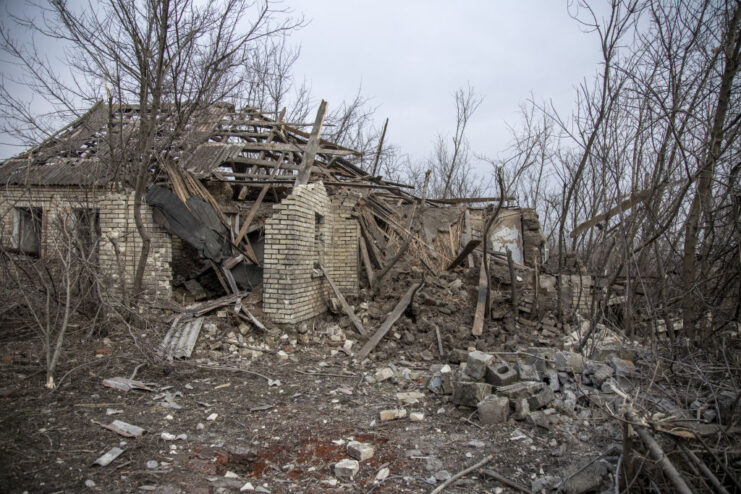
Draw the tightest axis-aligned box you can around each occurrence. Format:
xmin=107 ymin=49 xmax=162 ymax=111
xmin=497 ymin=381 xmax=545 ymax=401
xmin=555 ymin=351 xmax=585 ymax=374
xmin=452 ymin=381 xmax=492 ymax=407
xmin=527 ymin=386 xmax=555 ymax=411
xmin=584 ymin=361 xmax=614 ymax=387
xmin=477 ymin=395 xmax=510 ymax=425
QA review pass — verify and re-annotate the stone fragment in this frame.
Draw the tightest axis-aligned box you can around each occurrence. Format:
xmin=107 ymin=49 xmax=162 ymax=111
xmin=515 ymin=360 xmax=540 ymax=381
xmin=477 ymin=395 xmax=510 ymax=425
xmin=531 ymin=475 xmax=560 ymax=493
xmin=425 ymin=456 xmax=444 ymax=472
xmin=334 ymin=459 xmax=360 ymax=480
xmin=146 ymin=460 xmax=159 ymax=469
xmin=427 ymin=365 xmax=454 ymax=395
xmin=563 ymin=460 xmax=608 ymax=494
xmin=448 ymin=349 xmax=469 ymax=364
xmin=584 ymin=361 xmax=614 ymax=387
xmin=452 ymin=381 xmax=492 ymax=407
xmin=374 ymin=368 xmax=394 ymax=382
xmin=497 ymin=381 xmax=544 ymax=401
xmin=555 ymin=351 xmax=585 ymax=374
xmin=465 ymin=351 xmax=494 ymax=380
xmin=512 ymin=398 xmax=530 ymax=421
xmin=410 ymin=412 xmax=424 ymax=422
xmin=525 ymin=347 xmax=555 ymax=374
xmin=435 ymin=470 xmax=451 ymax=481
xmin=347 ymin=441 xmax=374 ymax=461
xmin=527 ymin=409 xmax=561 ymax=430
xmin=485 ymin=362 xmax=518 ymax=387
xmin=528 ymin=386 xmax=555 ymax=411
xmin=607 ymin=356 xmax=636 ymax=377
xmin=379 ymin=408 xmax=407 ymax=421
xmin=543 ymin=368 xmax=560 ymax=392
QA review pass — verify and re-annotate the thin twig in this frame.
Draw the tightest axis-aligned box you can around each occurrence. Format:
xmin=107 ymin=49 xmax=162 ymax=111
xmin=430 ymin=454 xmax=494 ymax=494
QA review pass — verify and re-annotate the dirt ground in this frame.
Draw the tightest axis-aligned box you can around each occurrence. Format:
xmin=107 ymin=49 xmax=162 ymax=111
xmin=0 ymin=297 xmax=617 ymax=494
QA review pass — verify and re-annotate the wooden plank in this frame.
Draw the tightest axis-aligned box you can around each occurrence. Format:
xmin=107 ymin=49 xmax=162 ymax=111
xmin=295 ymin=100 xmax=328 ymax=186
xmin=358 ymin=236 xmax=375 ymax=287
xmin=227 ymin=157 xmax=300 ymax=171
xmin=472 ymin=261 xmax=488 ymax=336
xmin=446 ymin=239 xmax=481 ymax=271
xmin=427 ymin=196 xmax=515 ymax=205
xmin=227 ymin=141 xmax=354 ymax=156
xmin=319 ymin=264 xmax=367 ymax=336
xmin=355 ymin=281 xmax=424 ymax=361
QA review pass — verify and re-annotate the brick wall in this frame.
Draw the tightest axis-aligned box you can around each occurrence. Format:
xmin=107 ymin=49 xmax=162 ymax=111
xmin=263 ymin=183 xmax=359 ymax=324
xmin=0 ymin=186 xmax=172 ymax=300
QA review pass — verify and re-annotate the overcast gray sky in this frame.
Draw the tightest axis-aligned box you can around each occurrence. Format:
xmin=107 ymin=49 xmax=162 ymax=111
xmin=289 ymin=0 xmax=602 ymax=168
xmin=0 ymin=1 xmax=603 ymax=168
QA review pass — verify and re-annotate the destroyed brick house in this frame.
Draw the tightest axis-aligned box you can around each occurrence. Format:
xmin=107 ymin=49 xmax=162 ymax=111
xmin=0 ymin=101 xmax=548 ymax=324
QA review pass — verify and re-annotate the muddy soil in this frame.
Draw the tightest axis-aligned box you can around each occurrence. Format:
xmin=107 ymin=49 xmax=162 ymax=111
xmin=0 ymin=306 xmax=616 ymax=494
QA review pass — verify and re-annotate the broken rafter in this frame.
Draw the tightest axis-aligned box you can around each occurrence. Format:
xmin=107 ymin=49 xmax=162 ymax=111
xmin=373 ymin=170 xmax=431 ymax=289
xmin=570 ymin=189 xmax=652 ymax=238
xmin=355 ymin=280 xmax=424 ymax=361
xmin=234 ymin=159 xmax=285 ymax=246
xmin=427 ymin=196 xmax=515 ymax=205
xmin=446 ymin=239 xmax=481 ymax=271
xmin=295 ymin=100 xmax=328 ymax=186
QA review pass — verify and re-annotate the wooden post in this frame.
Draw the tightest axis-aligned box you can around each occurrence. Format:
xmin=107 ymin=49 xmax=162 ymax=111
xmin=463 ymin=209 xmax=474 ymax=268
xmin=472 ymin=261 xmax=487 ymax=336
xmin=295 ymin=100 xmax=328 ymax=186
xmin=506 ymin=248 xmax=518 ymax=320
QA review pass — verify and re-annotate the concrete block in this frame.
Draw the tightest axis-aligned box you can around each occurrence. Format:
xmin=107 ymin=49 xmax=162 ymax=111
xmin=452 ymin=381 xmax=492 ymax=407
xmin=347 ymin=441 xmax=374 ymax=461
xmin=485 ymin=362 xmax=519 ymax=387
xmin=477 ymin=395 xmax=510 ymax=425
xmin=379 ymin=408 xmax=407 ymax=421
xmin=465 ymin=350 xmax=493 ymax=380
xmin=515 ymin=360 xmax=540 ymax=381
